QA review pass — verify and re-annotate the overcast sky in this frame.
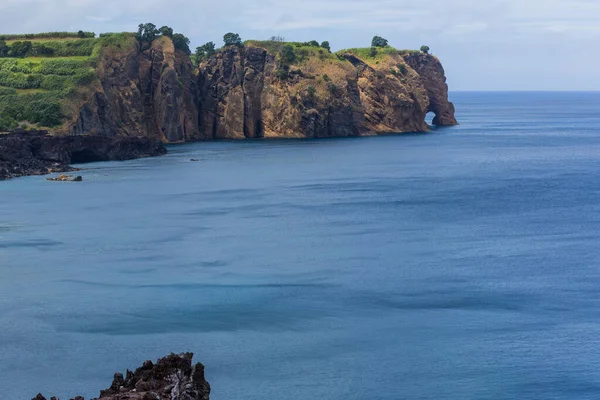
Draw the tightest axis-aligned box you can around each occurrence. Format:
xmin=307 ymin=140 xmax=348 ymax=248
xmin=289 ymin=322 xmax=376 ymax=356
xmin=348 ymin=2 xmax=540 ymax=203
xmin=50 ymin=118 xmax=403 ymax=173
xmin=1 ymin=0 xmax=599 ymax=91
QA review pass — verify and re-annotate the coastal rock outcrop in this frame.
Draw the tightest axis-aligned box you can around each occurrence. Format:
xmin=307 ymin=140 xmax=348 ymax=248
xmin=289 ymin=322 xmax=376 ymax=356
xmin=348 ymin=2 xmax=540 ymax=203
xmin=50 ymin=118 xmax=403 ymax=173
xmin=33 ymin=353 xmax=210 ymax=400
xmin=0 ymin=131 xmax=166 ymax=180
xmin=197 ymin=45 xmax=458 ymax=139
xmin=70 ymin=36 xmax=199 ymax=143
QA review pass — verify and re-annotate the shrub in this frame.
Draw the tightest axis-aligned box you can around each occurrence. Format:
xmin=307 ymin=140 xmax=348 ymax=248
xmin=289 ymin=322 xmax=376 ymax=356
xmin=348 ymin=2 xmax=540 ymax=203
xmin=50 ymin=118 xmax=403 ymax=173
xmin=0 ymin=32 xmax=95 ymax=41
xmin=0 ymin=115 xmax=17 ymax=131
xmin=223 ymin=32 xmax=243 ymax=47
xmin=398 ymin=63 xmax=407 ymax=74
xmin=0 ymin=93 xmax=63 ymax=126
xmin=0 ymin=40 xmax=8 ymax=57
xmin=195 ymin=42 xmax=216 ymax=62
xmin=369 ymin=46 xmax=377 ymax=57
xmin=275 ymin=64 xmax=290 ymax=80
xmin=327 ymin=82 xmax=338 ymax=95
xmin=159 ymin=26 xmax=174 ymax=38
xmin=420 ymin=45 xmax=430 ymax=54
xmin=280 ymin=45 xmax=296 ymax=64
xmin=372 ymin=36 xmax=388 ymax=47
xmin=307 ymin=85 xmax=316 ymax=98
xmin=0 ymin=87 xmax=17 ymax=96
xmin=322 ymin=74 xmax=330 ymax=82
xmin=172 ymin=33 xmax=191 ymax=55
xmin=136 ymin=23 xmax=160 ymax=42
xmin=8 ymin=41 xmax=32 ymax=58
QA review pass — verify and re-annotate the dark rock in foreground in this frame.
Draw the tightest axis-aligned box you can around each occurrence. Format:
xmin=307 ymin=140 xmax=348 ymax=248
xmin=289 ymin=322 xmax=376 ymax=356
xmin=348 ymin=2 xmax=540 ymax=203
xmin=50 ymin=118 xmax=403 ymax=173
xmin=33 ymin=353 xmax=210 ymax=400
xmin=0 ymin=130 xmax=167 ymax=180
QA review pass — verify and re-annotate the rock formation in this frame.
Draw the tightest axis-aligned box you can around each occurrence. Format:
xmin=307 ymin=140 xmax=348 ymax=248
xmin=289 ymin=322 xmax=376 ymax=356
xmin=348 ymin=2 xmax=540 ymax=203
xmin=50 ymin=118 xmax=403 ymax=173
xmin=70 ymin=38 xmax=457 ymax=142
xmin=0 ymin=131 xmax=166 ymax=180
xmin=70 ymin=36 xmax=200 ymax=143
xmin=32 ymin=353 xmax=210 ymax=400
xmin=197 ymin=45 xmax=458 ymax=139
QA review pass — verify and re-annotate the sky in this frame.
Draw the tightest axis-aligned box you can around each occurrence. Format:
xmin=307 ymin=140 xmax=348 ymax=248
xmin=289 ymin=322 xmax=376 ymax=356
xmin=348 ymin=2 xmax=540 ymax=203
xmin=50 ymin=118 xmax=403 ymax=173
xmin=1 ymin=0 xmax=599 ymax=91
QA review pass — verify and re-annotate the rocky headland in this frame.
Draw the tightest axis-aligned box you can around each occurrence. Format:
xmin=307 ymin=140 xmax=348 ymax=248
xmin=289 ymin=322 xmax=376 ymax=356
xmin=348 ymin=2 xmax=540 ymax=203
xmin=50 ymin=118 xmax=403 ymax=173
xmin=32 ymin=353 xmax=210 ymax=400
xmin=0 ymin=30 xmax=458 ymax=179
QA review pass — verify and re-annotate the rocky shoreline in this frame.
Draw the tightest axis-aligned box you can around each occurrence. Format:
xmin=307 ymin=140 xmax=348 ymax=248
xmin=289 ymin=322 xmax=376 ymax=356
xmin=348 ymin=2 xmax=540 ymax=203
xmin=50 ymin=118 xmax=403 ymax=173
xmin=33 ymin=353 xmax=210 ymax=400
xmin=0 ymin=130 xmax=167 ymax=180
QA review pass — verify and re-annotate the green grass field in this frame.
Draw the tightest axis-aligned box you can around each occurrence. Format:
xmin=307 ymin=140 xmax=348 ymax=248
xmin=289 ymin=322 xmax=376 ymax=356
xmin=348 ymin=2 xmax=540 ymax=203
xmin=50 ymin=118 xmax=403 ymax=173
xmin=0 ymin=33 xmax=134 ymax=131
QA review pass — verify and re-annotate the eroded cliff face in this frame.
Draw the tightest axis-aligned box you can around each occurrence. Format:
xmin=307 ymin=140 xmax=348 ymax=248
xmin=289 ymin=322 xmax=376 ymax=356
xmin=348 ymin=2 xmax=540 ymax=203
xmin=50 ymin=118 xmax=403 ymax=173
xmin=197 ymin=46 xmax=458 ymax=140
xmin=67 ymin=41 xmax=457 ymax=142
xmin=70 ymin=37 xmax=199 ymax=143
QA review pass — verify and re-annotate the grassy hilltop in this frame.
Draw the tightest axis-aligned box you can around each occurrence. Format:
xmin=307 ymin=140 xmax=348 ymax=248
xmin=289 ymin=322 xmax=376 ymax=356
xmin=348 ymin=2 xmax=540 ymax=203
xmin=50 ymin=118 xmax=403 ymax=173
xmin=0 ymin=32 xmax=134 ymax=132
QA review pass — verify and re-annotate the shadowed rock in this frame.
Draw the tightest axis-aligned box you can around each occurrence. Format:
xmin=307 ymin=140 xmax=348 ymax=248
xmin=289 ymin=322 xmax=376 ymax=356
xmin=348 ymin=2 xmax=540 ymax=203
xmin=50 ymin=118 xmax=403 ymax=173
xmin=0 ymin=131 xmax=166 ymax=180
xmin=33 ymin=353 xmax=210 ymax=400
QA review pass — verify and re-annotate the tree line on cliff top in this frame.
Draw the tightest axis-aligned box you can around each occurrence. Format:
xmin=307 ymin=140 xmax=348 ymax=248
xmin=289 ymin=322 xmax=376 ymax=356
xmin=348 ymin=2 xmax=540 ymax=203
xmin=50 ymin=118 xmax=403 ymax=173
xmin=135 ymin=23 xmax=431 ymax=65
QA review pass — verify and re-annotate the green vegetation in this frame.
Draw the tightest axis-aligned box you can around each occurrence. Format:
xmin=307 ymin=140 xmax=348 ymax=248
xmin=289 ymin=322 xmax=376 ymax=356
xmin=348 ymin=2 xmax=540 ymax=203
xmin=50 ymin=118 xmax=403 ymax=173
xmin=195 ymin=42 xmax=216 ymax=63
xmin=224 ymin=33 xmax=243 ymax=47
xmin=172 ymin=33 xmax=191 ymax=55
xmin=420 ymin=45 xmax=430 ymax=54
xmin=0 ymin=32 xmax=112 ymax=130
xmin=371 ymin=36 xmax=389 ymax=48
xmin=0 ymin=32 xmax=95 ymax=41
xmin=159 ymin=26 xmax=173 ymax=38
xmin=136 ymin=23 xmax=160 ymax=43
xmin=0 ymin=38 xmax=97 ymax=58
xmin=321 ymin=41 xmax=331 ymax=52
xmin=339 ymin=46 xmax=400 ymax=60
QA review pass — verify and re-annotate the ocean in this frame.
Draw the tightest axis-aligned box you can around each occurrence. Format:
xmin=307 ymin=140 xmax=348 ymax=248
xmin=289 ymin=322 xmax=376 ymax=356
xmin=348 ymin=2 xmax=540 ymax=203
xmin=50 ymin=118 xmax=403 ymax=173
xmin=2 ymin=92 xmax=600 ymax=399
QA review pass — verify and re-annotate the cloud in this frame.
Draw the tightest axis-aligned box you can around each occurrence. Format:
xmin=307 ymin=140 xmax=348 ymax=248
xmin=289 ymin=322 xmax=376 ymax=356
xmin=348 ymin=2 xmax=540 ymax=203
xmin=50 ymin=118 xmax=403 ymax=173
xmin=0 ymin=0 xmax=599 ymax=90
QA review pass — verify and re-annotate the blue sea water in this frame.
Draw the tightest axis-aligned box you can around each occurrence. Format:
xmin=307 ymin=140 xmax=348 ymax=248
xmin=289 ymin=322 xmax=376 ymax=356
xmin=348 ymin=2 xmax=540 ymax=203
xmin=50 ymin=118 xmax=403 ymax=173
xmin=2 ymin=92 xmax=600 ymax=399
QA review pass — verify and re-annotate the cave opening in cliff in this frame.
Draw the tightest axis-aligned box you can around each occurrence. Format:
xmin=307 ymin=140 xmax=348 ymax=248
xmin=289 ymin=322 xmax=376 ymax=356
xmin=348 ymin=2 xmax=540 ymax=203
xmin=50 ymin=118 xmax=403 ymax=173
xmin=70 ymin=150 xmax=108 ymax=164
xmin=426 ymin=112 xmax=436 ymax=126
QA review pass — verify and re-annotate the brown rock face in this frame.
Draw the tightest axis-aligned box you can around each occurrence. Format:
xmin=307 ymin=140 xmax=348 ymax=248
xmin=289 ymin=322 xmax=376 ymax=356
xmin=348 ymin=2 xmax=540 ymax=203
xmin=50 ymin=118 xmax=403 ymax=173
xmin=71 ymin=37 xmax=199 ymax=143
xmin=33 ymin=353 xmax=210 ymax=400
xmin=404 ymin=53 xmax=458 ymax=126
xmin=197 ymin=46 xmax=458 ymax=140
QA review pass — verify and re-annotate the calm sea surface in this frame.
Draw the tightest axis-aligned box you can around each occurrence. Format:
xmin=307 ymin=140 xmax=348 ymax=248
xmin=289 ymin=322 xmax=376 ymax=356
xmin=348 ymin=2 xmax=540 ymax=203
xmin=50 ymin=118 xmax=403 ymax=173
xmin=2 ymin=92 xmax=600 ymax=399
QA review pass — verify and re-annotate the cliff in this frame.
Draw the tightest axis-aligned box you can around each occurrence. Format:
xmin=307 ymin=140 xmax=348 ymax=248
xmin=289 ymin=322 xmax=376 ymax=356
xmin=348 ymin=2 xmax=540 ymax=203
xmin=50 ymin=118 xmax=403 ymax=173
xmin=70 ymin=35 xmax=200 ymax=142
xmin=33 ymin=353 xmax=210 ymax=400
xmin=1 ymin=34 xmax=457 ymax=151
xmin=197 ymin=43 xmax=457 ymax=139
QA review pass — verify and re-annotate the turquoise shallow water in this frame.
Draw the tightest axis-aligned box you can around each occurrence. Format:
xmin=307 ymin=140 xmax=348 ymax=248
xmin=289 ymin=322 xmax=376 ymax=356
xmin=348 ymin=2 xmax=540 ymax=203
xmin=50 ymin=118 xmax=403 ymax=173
xmin=2 ymin=92 xmax=600 ymax=399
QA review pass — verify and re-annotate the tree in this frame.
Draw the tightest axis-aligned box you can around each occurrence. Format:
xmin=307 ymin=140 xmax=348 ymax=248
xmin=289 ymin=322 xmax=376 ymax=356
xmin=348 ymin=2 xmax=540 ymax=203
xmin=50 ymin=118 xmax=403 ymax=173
xmin=77 ymin=30 xmax=86 ymax=38
xmin=308 ymin=40 xmax=319 ymax=47
xmin=223 ymin=32 xmax=242 ymax=47
xmin=172 ymin=33 xmax=191 ymax=55
xmin=369 ymin=46 xmax=377 ymax=57
xmin=0 ymin=40 xmax=8 ymax=57
xmin=136 ymin=23 xmax=160 ymax=42
xmin=371 ymin=36 xmax=388 ymax=48
xmin=420 ymin=45 xmax=430 ymax=54
xmin=270 ymin=35 xmax=285 ymax=42
xmin=320 ymin=41 xmax=330 ymax=52
xmin=159 ymin=26 xmax=174 ymax=38
xmin=280 ymin=45 xmax=296 ymax=64
xmin=195 ymin=41 xmax=216 ymax=62
xmin=9 ymin=41 xmax=32 ymax=57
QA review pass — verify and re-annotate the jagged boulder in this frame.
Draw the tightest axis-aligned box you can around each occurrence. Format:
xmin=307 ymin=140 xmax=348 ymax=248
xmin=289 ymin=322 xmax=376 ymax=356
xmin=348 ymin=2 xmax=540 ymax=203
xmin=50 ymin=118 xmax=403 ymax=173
xmin=33 ymin=353 xmax=210 ymax=400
